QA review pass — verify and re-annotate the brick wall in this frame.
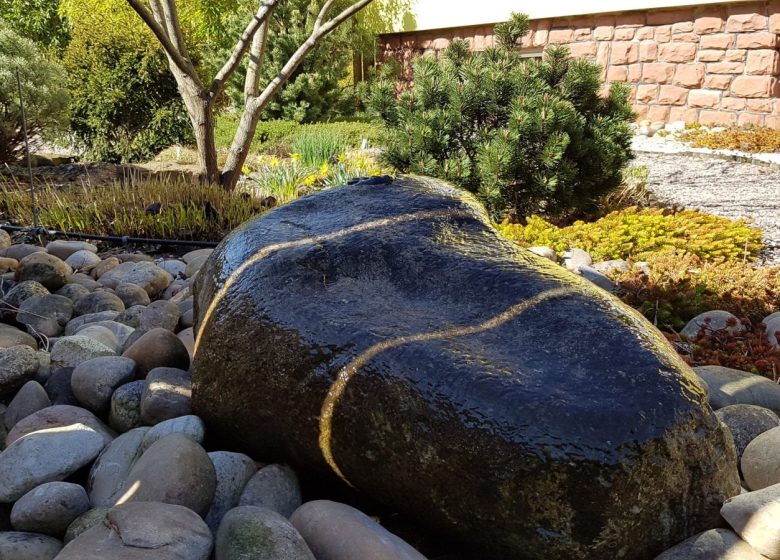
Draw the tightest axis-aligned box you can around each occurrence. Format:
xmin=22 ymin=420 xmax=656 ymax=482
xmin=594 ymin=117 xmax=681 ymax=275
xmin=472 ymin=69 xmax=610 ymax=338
xmin=379 ymin=2 xmax=780 ymax=128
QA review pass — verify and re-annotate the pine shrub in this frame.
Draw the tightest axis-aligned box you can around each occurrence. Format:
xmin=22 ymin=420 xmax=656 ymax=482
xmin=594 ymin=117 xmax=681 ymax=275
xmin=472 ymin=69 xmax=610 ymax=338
xmin=368 ymin=13 xmax=634 ymax=220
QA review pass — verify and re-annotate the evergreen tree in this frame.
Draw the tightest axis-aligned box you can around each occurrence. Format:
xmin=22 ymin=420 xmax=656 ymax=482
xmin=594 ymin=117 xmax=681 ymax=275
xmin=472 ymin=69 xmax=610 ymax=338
xmin=369 ymin=13 xmax=635 ymax=221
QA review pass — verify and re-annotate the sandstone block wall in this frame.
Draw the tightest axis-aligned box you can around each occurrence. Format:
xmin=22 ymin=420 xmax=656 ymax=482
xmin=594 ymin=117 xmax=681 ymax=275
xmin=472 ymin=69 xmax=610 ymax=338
xmin=379 ymin=2 xmax=780 ymax=128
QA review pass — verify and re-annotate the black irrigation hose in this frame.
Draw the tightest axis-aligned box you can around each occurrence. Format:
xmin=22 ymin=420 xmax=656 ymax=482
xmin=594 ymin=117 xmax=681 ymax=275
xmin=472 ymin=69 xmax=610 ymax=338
xmin=0 ymin=224 xmax=219 ymax=248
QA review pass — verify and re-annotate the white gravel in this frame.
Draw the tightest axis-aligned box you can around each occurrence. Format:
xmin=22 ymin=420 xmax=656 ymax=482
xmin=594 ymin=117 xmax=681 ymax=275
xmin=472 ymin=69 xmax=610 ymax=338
xmin=632 ymin=137 xmax=780 ymax=265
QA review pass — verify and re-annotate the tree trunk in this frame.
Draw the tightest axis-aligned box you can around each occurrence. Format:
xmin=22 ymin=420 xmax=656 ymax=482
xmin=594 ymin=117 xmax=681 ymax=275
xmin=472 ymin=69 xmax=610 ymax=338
xmin=189 ymin=99 xmax=220 ymax=185
xmin=220 ymin=105 xmax=262 ymax=190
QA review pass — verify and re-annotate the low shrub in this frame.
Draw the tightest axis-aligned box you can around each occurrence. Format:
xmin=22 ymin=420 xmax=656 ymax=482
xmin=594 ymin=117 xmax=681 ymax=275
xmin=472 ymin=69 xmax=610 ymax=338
xmin=600 ymin=165 xmax=656 ymax=213
xmin=680 ymin=126 xmax=780 ymax=153
xmin=367 ymin=12 xmax=634 ymax=220
xmin=613 ymin=250 xmax=779 ymax=331
xmin=244 ymin=151 xmax=391 ymax=204
xmin=666 ymin=321 xmax=780 ymax=379
xmin=214 ymin=117 xmax=381 ymax=161
xmin=498 ymin=207 xmax=764 ymax=263
xmin=0 ymin=178 xmax=261 ymax=241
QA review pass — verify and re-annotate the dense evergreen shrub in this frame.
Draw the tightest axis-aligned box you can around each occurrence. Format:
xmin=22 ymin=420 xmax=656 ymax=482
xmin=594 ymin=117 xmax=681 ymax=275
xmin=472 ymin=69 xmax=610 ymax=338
xmin=368 ymin=13 xmax=634 ymax=220
xmin=0 ymin=22 xmax=69 ymax=163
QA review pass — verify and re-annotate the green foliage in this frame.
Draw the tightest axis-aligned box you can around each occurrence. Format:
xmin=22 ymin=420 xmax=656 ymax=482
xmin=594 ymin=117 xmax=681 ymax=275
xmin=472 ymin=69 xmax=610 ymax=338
xmin=614 ymin=250 xmax=779 ymax=333
xmin=498 ymin=207 xmax=764 ymax=263
xmin=0 ymin=176 xmax=261 ymax=241
xmin=59 ymin=1 xmax=192 ymax=163
xmin=215 ymin=116 xmax=380 ymax=158
xmin=368 ymin=14 xmax=634 ymax=220
xmin=494 ymin=12 xmax=530 ymax=50
xmin=0 ymin=22 xmax=69 ymax=163
xmin=0 ymin=0 xmax=69 ymax=51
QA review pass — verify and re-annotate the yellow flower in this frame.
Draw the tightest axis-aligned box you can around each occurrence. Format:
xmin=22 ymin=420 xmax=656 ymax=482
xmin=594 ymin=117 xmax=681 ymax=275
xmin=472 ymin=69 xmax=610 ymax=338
xmin=241 ymin=165 xmax=251 ymax=175
xmin=303 ymin=174 xmax=317 ymax=186
xmin=337 ymin=153 xmax=347 ymax=164
xmin=290 ymin=153 xmax=301 ymax=163
xmin=269 ymin=156 xmax=280 ymax=167
xmin=318 ymin=163 xmax=329 ymax=177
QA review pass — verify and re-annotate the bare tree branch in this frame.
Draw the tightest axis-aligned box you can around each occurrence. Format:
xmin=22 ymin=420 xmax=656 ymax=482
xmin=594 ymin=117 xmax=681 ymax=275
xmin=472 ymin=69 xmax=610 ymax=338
xmin=209 ymin=0 xmax=280 ymax=99
xmin=250 ymin=0 xmax=374 ymax=113
xmin=159 ymin=0 xmax=189 ymax=58
xmin=244 ymin=17 xmax=272 ymax=102
xmin=314 ymin=0 xmax=336 ymax=30
xmin=126 ymin=0 xmax=196 ymax=79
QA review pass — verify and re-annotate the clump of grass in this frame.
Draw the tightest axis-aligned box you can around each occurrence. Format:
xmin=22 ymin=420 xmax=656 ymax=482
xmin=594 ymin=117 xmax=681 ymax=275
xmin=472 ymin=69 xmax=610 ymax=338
xmin=0 ymin=176 xmax=263 ymax=241
xmin=680 ymin=126 xmax=780 ymax=153
xmin=601 ymin=165 xmax=655 ymax=212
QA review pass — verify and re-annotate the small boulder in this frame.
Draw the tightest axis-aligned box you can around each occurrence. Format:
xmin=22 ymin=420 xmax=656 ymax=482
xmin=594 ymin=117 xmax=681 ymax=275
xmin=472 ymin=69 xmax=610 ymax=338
xmin=562 ymin=248 xmax=592 ymax=272
xmin=216 ymin=506 xmax=315 ymax=560
xmin=4 ymin=380 xmax=51 ymax=431
xmin=68 ymin=273 xmax=100 ymax=291
xmin=578 ymin=265 xmax=617 ymax=293
xmin=185 ymin=255 xmax=209 ymax=279
xmin=721 ymin=483 xmax=780 ymax=560
xmin=6 ymin=405 xmax=114 ymax=448
xmin=17 ymin=294 xmax=73 ymax=337
xmin=63 ymin=508 xmax=109 ymax=544
xmin=682 ymin=311 xmax=745 ymax=339
xmin=0 ymin=531 xmax=62 ymax=560
xmin=0 ymin=420 xmax=111 ymax=501
xmin=4 ymin=244 xmax=46 ymax=261
xmin=139 ymin=300 xmax=180 ymax=332
xmin=91 ymin=257 xmax=119 ymax=280
xmin=4 ymin=280 xmax=49 ymax=311
xmin=653 ymin=528 xmax=766 ymax=559
xmin=140 ymin=367 xmax=192 ymax=425
xmin=51 ymin=335 xmax=115 ymax=368
xmin=695 ymin=366 xmax=780 ymax=414
xmin=239 ymin=464 xmax=302 ymax=518
xmin=15 ymin=252 xmax=72 ymax=291
xmin=75 ymin=325 xmax=120 ymax=353
xmin=100 ymin=261 xmax=172 ymax=298
xmin=44 ymin=368 xmax=78 ymax=406
xmin=46 ymin=240 xmax=97 ymax=261
xmin=10 ymin=482 xmax=90 ymax=537
xmin=56 ymin=502 xmax=212 ymax=560
xmin=0 ymin=345 xmax=40 ymax=397
xmin=290 ymin=501 xmax=427 ymax=560
xmin=0 ymin=229 xmax=10 ymax=249
xmin=114 ymin=282 xmax=151 ymax=308
xmin=159 ymin=259 xmax=186 ymax=277
xmin=742 ymin=426 xmax=780 ymax=490
xmin=73 ymin=291 xmax=125 ymax=317
xmin=177 ymin=328 xmax=195 ymax=361
xmin=71 ymin=356 xmax=137 ymax=415
xmin=122 ymin=328 xmax=190 ymax=378
xmin=76 ymin=320 xmax=134 ymax=347
xmin=715 ymin=405 xmax=780 ymax=465
xmin=64 ymin=250 xmax=101 ymax=272
xmin=112 ymin=433 xmax=216 ymax=516
xmin=55 ymin=283 xmax=90 ymax=302
xmin=115 ymin=305 xmax=146 ymax=329
xmin=140 ymin=415 xmax=205 ymax=451
xmin=0 ymin=256 xmax=18 ymax=273
xmin=527 ymin=246 xmax=557 ymax=262
xmin=766 ymin=315 xmax=780 ymax=348
xmin=64 ymin=310 xmax=120 ymax=335
xmin=0 ymin=323 xmax=37 ymax=349
xmin=109 ymin=380 xmax=145 ymax=433
xmin=205 ymin=451 xmax=257 ymax=533
xmin=88 ymin=427 xmax=148 ymax=507
xmin=183 ymin=248 xmax=213 ymax=264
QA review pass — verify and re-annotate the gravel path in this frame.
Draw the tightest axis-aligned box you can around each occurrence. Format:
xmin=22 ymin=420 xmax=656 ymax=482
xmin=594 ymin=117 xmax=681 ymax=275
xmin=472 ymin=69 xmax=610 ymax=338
xmin=633 ymin=150 xmax=780 ymax=265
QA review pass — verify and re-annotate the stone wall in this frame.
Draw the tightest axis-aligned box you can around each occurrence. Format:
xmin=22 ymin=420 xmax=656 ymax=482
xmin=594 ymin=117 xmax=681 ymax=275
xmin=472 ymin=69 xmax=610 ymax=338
xmin=379 ymin=2 xmax=780 ymax=127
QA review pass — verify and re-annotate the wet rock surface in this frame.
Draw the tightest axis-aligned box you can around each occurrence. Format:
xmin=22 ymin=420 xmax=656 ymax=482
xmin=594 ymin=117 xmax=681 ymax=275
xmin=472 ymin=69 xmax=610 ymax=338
xmin=192 ymin=177 xmax=739 ymax=559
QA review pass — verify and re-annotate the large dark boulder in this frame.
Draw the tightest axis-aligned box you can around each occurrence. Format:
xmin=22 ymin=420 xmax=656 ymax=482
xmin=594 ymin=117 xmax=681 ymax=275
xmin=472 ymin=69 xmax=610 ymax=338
xmin=192 ymin=177 xmax=739 ymax=559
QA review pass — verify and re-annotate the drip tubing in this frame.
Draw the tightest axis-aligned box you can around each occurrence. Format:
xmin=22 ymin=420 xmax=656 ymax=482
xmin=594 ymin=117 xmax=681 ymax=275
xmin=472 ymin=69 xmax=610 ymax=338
xmin=0 ymin=223 xmax=219 ymax=248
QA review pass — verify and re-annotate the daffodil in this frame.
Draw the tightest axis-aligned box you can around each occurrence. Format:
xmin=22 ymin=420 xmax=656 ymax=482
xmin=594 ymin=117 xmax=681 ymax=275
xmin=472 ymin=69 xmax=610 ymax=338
xmin=290 ymin=153 xmax=301 ymax=163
